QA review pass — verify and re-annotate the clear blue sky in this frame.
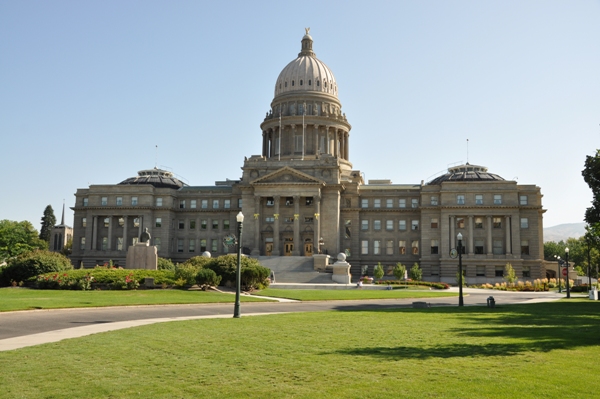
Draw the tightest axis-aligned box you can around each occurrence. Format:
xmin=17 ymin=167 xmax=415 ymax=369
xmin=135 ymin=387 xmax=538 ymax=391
xmin=1 ymin=0 xmax=598 ymax=230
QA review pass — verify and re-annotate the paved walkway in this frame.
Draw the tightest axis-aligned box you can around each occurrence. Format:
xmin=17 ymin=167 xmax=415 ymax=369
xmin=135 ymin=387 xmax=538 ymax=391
xmin=0 ymin=288 xmax=570 ymax=352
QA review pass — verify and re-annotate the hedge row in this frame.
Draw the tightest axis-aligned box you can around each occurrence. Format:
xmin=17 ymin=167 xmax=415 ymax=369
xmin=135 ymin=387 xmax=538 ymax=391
xmin=373 ymin=280 xmax=450 ymax=290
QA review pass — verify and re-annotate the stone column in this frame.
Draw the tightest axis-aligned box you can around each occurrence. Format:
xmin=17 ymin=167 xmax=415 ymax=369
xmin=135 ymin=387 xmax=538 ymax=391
xmin=450 ymin=216 xmax=455 ymax=249
xmin=107 ymin=216 xmax=113 ymax=250
xmin=262 ymin=131 xmax=267 ymax=157
xmin=487 ymin=216 xmax=493 ymax=255
xmin=344 ymin=132 xmax=349 ymax=160
xmin=314 ymin=125 xmax=319 ymax=155
xmin=468 ymin=216 xmax=474 ymax=255
xmin=505 ymin=216 xmax=511 ymax=255
xmin=326 ymin=126 xmax=330 ymax=154
xmin=254 ymin=196 xmax=261 ymax=254
xmin=122 ymin=216 xmax=128 ymax=249
xmin=314 ymin=195 xmax=321 ymax=253
xmin=293 ymin=195 xmax=300 ymax=255
xmin=273 ymin=196 xmax=280 ymax=256
xmin=91 ymin=216 xmax=98 ymax=250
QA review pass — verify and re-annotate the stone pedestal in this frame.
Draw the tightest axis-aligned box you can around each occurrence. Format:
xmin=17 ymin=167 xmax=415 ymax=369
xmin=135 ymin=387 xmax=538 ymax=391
xmin=313 ymin=254 xmax=330 ymax=272
xmin=331 ymin=252 xmax=351 ymax=284
xmin=125 ymin=242 xmax=158 ymax=270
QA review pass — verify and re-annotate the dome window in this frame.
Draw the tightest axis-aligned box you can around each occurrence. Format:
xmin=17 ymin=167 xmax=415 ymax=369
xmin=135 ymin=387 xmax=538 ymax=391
xmin=324 ymin=81 xmax=327 ymax=88
xmin=316 ymin=80 xmax=320 ymax=87
xmin=300 ymin=79 xmax=303 ymax=86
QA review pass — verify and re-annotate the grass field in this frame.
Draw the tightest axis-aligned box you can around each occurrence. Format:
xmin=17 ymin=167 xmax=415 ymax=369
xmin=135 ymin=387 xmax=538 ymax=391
xmin=1 ymin=300 xmax=598 ymax=398
xmin=0 ymin=287 xmax=271 ymax=312
xmin=256 ymin=288 xmax=458 ymax=301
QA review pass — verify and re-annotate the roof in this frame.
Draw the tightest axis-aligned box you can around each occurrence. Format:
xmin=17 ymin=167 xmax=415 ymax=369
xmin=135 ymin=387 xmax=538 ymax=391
xmin=427 ymin=163 xmax=505 ymax=185
xmin=118 ymin=168 xmax=186 ymax=189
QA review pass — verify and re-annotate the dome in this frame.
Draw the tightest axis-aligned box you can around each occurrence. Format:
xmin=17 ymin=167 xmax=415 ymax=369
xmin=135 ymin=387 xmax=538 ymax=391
xmin=118 ymin=168 xmax=185 ymax=189
xmin=274 ymin=31 xmax=338 ymax=99
xmin=427 ymin=163 xmax=505 ymax=185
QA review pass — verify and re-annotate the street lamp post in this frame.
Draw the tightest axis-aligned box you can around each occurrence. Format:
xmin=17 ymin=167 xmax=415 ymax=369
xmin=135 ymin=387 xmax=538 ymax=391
xmin=565 ymin=247 xmax=571 ymax=299
xmin=233 ymin=211 xmax=244 ymax=318
xmin=554 ymin=255 xmax=562 ymax=293
xmin=457 ymin=232 xmax=464 ymax=307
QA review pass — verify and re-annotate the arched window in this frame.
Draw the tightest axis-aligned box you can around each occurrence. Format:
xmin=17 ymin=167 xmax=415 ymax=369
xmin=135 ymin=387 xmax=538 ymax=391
xmin=285 ymin=81 xmax=288 ymax=87
xmin=309 ymin=79 xmax=312 ymax=85
xmin=316 ymin=80 xmax=320 ymax=87
xmin=300 ymin=79 xmax=303 ymax=85
xmin=292 ymin=80 xmax=294 ymax=86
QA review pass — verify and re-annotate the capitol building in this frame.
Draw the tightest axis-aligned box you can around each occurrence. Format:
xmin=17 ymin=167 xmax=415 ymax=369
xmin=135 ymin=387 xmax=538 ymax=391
xmin=71 ymin=31 xmax=546 ymax=283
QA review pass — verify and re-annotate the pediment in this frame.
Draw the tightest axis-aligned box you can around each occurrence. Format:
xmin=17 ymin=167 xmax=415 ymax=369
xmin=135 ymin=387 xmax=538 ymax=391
xmin=251 ymin=166 xmax=325 ymax=186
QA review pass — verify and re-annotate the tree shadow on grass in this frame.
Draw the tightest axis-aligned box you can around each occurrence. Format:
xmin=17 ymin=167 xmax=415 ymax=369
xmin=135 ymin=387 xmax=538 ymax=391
xmin=328 ymin=302 xmax=600 ymax=359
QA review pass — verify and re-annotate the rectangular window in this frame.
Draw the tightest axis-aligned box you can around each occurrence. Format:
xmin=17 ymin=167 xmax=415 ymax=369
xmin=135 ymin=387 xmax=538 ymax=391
xmin=475 ymin=195 xmax=483 ymax=205
xmin=430 ymin=196 xmax=438 ymax=206
xmin=495 ymin=266 xmax=504 ymax=277
xmin=373 ymin=220 xmax=381 ymax=230
xmin=361 ymin=220 xmax=369 ymax=230
xmin=305 ymin=197 xmax=313 ymax=206
xmin=520 ymin=195 xmax=528 ymax=205
xmin=523 ymin=266 xmax=531 ymax=278
xmin=476 ymin=265 xmax=486 ymax=277
xmin=411 ymin=198 xmax=418 ymax=208
xmin=190 ymin=200 xmax=197 ymax=209
xmin=284 ymin=217 xmax=293 ymax=223
xmin=456 ymin=218 xmax=465 ymax=229
xmin=294 ymin=135 xmax=302 ymax=152
xmin=493 ymin=240 xmax=503 ymax=255
xmin=431 ymin=239 xmax=439 ymax=255
xmin=374 ymin=199 xmax=381 ymax=208
xmin=266 ymin=197 xmax=274 ymax=206
xmin=386 ymin=220 xmax=393 ymax=231
xmin=212 ymin=199 xmax=219 ymax=209
xmin=361 ymin=240 xmax=369 ymax=255
xmin=104 ymin=217 xmax=110 ymax=227
xmin=361 ymin=199 xmax=368 ymax=208
xmin=117 ymin=237 xmax=123 ymax=251
xmin=156 ymin=198 xmax=163 ymax=206
xmin=285 ymin=197 xmax=293 ymax=206
xmin=399 ymin=220 xmax=406 ymax=231
xmin=211 ymin=239 xmax=218 ymax=252
xmin=177 ymin=239 xmax=184 ymax=253
xmin=80 ymin=237 xmax=86 ymax=250
xmin=521 ymin=240 xmax=530 ymax=255
xmin=493 ymin=217 xmax=502 ymax=228
xmin=386 ymin=199 xmax=393 ymax=208
xmin=201 ymin=220 xmax=207 ymax=229
xmin=224 ymin=199 xmax=230 ymax=209
xmin=475 ymin=217 xmax=483 ymax=228
xmin=116 ymin=197 xmax=123 ymax=206
xmin=154 ymin=237 xmax=161 ymax=251
xmin=399 ymin=240 xmax=406 ymax=255
xmin=212 ymin=220 xmax=219 ymax=229
xmin=345 ymin=220 xmax=351 ymax=239
xmin=457 ymin=195 xmax=465 ymax=205
xmin=475 ymin=240 xmax=484 ymax=255
xmin=431 ymin=218 xmax=438 ymax=228
xmin=265 ymin=217 xmax=274 ymax=223
xmin=399 ymin=199 xmax=406 ymax=208
xmin=101 ymin=197 xmax=108 ymax=206
xmin=373 ymin=240 xmax=381 ymax=255
xmin=223 ymin=220 xmax=230 ymax=230
xmin=412 ymin=240 xmax=419 ymax=255
xmin=494 ymin=195 xmax=502 ymax=205
xmin=520 ymin=218 xmax=529 ymax=228
xmin=189 ymin=240 xmax=196 ymax=253
xmin=238 ymin=198 xmax=243 ymax=208
xmin=82 ymin=218 xmax=87 ymax=227
xmin=305 ymin=217 xmax=313 ymax=223
xmin=200 ymin=239 xmax=207 ymax=252
xmin=131 ymin=197 xmax=138 ymax=206
xmin=411 ymin=220 xmax=419 ymax=231
xmin=133 ymin=218 xmax=140 ymax=227
xmin=201 ymin=200 xmax=208 ymax=209
xmin=155 ymin=218 xmax=162 ymax=228
xmin=178 ymin=220 xmax=185 ymax=230
xmin=386 ymin=240 xmax=394 ymax=255
xmin=83 ymin=198 xmax=88 ymax=206
xmin=101 ymin=237 xmax=108 ymax=251
xmin=190 ymin=220 xmax=196 ymax=229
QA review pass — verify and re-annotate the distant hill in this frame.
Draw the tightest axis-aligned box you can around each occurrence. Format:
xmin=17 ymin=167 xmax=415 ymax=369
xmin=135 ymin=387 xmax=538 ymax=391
xmin=543 ymin=223 xmax=586 ymax=242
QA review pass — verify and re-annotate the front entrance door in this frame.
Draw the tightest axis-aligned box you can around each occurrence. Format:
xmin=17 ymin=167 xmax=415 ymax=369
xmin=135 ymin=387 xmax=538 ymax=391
xmin=284 ymin=243 xmax=293 ymax=256
xmin=304 ymin=243 xmax=313 ymax=256
xmin=265 ymin=242 xmax=273 ymax=256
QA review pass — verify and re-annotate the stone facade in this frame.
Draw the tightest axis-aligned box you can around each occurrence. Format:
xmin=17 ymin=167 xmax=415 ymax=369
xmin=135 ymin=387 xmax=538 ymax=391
xmin=70 ymin=32 xmax=546 ymax=283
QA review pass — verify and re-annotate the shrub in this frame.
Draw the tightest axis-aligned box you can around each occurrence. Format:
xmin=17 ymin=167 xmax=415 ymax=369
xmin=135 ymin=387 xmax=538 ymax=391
xmin=36 ymin=273 xmax=94 ymax=290
xmin=111 ymin=273 xmax=139 ymax=290
xmin=505 ymin=263 xmax=517 ymax=285
xmin=174 ymin=264 xmax=200 ymax=286
xmin=409 ymin=263 xmax=422 ymax=281
xmin=157 ymin=258 xmax=176 ymax=271
xmin=204 ymin=255 xmax=270 ymax=290
xmin=36 ymin=269 xmax=176 ymax=288
xmin=1 ymin=250 xmax=72 ymax=286
xmin=374 ymin=280 xmax=449 ymax=289
xmin=241 ymin=264 xmax=270 ymax=290
xmin=182 ymin=256 xmax=211 ymax=269
xmin=195 ymin=268 xmax=221 ymax=288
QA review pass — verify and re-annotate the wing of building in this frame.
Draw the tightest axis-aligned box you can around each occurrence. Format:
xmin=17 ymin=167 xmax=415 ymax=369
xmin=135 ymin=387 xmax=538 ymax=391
xmin=71 ymin=32 xmax=546 ymax=283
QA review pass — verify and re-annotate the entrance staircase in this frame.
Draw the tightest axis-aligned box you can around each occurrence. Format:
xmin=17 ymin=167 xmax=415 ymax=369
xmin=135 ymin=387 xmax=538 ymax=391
xmin=256 ymin=256 xmax=333 ymax=284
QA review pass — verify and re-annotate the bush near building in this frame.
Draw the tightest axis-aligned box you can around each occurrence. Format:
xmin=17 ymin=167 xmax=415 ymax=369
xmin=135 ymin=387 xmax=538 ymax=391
xmin=1 ymin=250 xmax=72 ymax=286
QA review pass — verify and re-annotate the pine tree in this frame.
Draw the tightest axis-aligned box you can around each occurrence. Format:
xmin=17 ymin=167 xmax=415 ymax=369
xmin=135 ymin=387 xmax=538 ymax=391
xmin=39 ymin=205 xmax=56 ymax=243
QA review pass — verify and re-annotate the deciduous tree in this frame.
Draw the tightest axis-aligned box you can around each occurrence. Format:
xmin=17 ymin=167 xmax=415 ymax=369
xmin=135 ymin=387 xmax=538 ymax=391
xmin=0 ymin=220 xmax=48 ymax=260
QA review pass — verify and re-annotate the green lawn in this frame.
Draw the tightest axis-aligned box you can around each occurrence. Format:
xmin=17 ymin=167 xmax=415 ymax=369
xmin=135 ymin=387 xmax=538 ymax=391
xmin=256 ymin=288 xmax=457 ymax=301
xmin=1 ymin=301 xmax=598 ymax=398
xmin=0 ymin=287 xmax=270 ymax=312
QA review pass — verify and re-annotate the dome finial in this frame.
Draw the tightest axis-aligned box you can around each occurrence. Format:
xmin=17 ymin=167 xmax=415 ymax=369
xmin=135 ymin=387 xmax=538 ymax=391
xmin=299 ymin=29 xmax=315 ymax=57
